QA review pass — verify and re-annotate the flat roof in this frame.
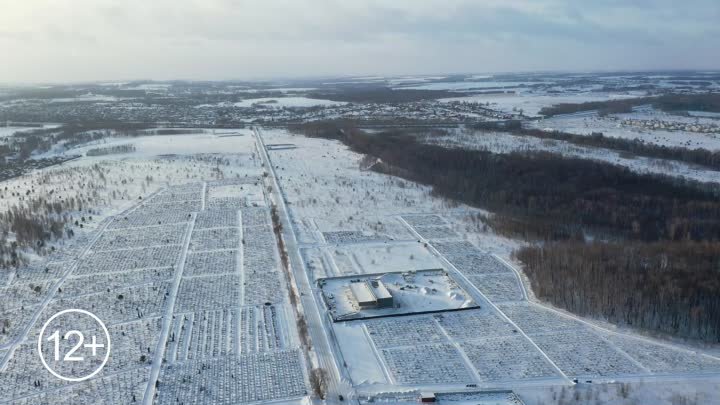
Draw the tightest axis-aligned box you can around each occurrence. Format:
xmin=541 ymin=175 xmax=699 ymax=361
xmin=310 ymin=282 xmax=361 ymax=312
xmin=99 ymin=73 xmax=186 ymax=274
xmin=371 ymin=280 xmax=392 ymax=300
xmin=350 ymin=281 xmax=376 ymax=304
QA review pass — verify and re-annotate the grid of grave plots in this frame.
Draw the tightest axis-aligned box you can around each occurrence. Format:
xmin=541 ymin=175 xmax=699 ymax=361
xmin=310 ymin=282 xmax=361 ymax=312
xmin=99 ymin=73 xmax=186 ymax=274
xmin=329 ymin=212 xmax=720 ymax=390
xmin=174 ymin=207 xmax=242 ymax=316
xmin=0 ymin=224 xmax=107 ymax=314
xmin=497 ymin=302 xmax=720 ymax=379
xmin=205 ymin=177 xmax=264 ymax=211
xmin=241 ymin=207 xmax=285 ymax=305
xmin=430 ymin=239 xmax=525 ymax=303
xmin=401 ymin=214 xmax=460 ymax=240
xmin=0 ymin=220 xmax=179 ymax=365
xmin=0 ymin=174 xmax=311 ymax=405
xmin=360 ymin=309 xmax=562 ymax=386
xmin=0 ymin=184 xmax=203 ymax=404
xmin=1 ymin=300 xmax=167 ymax=402
xmin=0 ymin=190 xmax=188 ymax=344
xmin=8 ymin=368 xmax=150 ymax=405
xmin=164 ymin=304 xmax=291 ymax=364
xmin=153 ymin=184 xmax=307 ymax=404
xmin=322 ymin=231 xmax=387 ymax=245
xmin=604 ymin=333 xmax=720 ymax=374
xmin=156 ymin=350 xmax=307 ymax=405
xmin=92 ymin=223 xmax=189 ymax=252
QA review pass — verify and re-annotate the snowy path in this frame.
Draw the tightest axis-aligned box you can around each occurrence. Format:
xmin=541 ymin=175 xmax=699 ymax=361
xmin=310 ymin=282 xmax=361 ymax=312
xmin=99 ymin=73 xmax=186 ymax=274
xmin=141 ymin=212 xmax=196 ymax=405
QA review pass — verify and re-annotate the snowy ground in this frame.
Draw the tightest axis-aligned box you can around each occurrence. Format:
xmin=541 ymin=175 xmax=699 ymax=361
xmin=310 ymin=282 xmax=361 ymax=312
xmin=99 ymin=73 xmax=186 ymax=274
xmin=41 ymin=130 xmax=256 ymax=159
xmin=530 ymin=111 xmax=720 ymax=150
xmin=516 ymin=378 xmax=720 ymax=405
xmin=1 ymin=124 xmax=718 ymax=404
xmin=262 ymin=128 xmax=720 ymax=404
xmin=0 ymin=124 xmax=59 ymax=139
xmin=0 ymin=133 xmax=310 ymax=405
xmin=328 ymin=242 xmax=444 ymax=276
xmin=318 ymin=269 xmax=477 ymax=321
xmin=0 ymin=132 xmax=263 ymax=251
xmin=422 ymin=128 xmax=720 ymax=185
xmin=689 ymin=111 xmax=720 ymax=119
xmin=439 ymin=92 xmax=644 ymax=117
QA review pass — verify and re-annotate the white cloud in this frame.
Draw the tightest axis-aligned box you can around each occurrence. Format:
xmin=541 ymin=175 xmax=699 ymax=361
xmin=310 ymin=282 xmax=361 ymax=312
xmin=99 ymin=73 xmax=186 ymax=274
xmin=1 ymin=0 xmax=718 ymax=83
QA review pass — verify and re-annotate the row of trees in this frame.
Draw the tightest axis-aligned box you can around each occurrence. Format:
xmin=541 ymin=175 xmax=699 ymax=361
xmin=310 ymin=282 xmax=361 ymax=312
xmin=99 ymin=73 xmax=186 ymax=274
xmin=86 ymin=144 xmax=136 ymax=156
xmin=538 ymin=93 xmax=720 ymax=116
xmin=477 ymin=126 xmax=720 ymax=171
xmin=538 ymin=97 xmax=651 ymax=116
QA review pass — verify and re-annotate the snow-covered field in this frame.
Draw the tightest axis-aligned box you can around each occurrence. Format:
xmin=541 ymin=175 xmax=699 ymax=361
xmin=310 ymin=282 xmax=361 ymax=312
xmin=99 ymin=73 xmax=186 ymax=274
xmin=689 ymin=111 xmax=720 ymax=119
xmin=262 ymin=128 xmax=720 ymax=403
xmin=0 ymin=132 xmax=310 ymax=405
xmin=516 ymin=378 xmax=720 ymax=405
xmin=330 ymin=242 xmax=443 ymax=275
xmin=423 ymin=129 xmax=720 ymax=185
xmin=0 ymin=124 xmax=59 ymax=139
xmin=530 ymin=112 xmax=720 ymax=150
xmin=42 ymin=129 xmax=254 ymax=159
xmin=439 ymin=92 xmax=644 ymax=117
xmin=318 ymin=269 xmax=477 ymax=321
xmin=261 ymin=128 xmax=486 ymax=237
xmin=0 ymin=123 xmax=718 ymax=404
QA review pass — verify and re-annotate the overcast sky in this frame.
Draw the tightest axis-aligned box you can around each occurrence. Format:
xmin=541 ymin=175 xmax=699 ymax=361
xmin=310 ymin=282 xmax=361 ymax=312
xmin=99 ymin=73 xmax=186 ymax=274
xmin=1 ymin=0 xmax=718 ymax=83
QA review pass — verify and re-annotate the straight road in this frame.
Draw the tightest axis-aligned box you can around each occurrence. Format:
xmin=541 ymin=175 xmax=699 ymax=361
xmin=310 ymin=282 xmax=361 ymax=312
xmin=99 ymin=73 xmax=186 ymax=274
xmin=254 ymin=127 xmax=351 ymax=404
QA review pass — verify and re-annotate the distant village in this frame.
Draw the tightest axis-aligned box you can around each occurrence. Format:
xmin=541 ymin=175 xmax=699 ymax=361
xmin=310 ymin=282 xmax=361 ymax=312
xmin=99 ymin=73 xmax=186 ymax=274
xmin=617 ymin=118 xmax=719 ymax=134
xmin=0 ymin=98 xmax=519 ymax=127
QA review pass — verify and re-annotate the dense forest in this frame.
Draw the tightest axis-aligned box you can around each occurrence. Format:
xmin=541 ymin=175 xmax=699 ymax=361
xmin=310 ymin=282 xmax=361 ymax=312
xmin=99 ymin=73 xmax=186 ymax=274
xmin=538 ymin=93 xmax=720 ymax=116
xmin=653 ymin=93 xmax=720 ymax=114
xmin=292 ymin=121 xmax=720 ymax=341
xmin=516 ymin=242 xmax=720 ymax=342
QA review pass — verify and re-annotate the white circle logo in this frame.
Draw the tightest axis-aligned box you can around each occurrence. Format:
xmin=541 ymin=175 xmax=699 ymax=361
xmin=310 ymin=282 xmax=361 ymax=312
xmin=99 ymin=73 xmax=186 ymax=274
xmin=37 ymin=309 xmax=111 ymax=382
